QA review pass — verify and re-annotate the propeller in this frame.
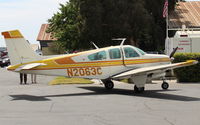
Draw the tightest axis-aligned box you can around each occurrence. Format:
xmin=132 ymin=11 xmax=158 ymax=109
xmin=169 ymin=47 xmax=178 ymax=58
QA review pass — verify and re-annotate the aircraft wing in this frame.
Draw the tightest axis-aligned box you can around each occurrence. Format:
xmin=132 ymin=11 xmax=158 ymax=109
xmin=15 ymin=63 xmax=46 ymax=71
xmin=113 ymin=60 xmax=198 ymax=79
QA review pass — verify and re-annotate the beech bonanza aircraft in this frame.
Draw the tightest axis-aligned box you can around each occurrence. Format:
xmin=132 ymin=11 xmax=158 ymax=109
xmin=1 ymin=30 xmax=198 ymax=92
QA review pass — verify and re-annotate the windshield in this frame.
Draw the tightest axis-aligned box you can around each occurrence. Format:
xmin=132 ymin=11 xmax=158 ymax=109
xmin=134 ymin=47 xmax=146 ymax=55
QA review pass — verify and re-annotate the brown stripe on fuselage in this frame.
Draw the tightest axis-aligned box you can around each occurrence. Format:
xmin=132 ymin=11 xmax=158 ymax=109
xmin=14 ymin=58 xmax=170 ymax=71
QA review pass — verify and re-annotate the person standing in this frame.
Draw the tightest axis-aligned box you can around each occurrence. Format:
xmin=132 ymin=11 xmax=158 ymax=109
xmin=20 ymin=73 xmax=27 ymax=84
xmin=31 ymin=74 xmax=37 ymax=84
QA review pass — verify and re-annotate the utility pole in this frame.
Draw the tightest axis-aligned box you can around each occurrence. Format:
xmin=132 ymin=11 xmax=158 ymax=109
xmin=166 ymin=0 xmax=169 ymax=39
xmin=163 ymin=0 xmax=169 ymax=55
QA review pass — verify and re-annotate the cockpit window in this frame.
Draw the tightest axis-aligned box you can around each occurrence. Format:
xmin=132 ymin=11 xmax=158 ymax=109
xmin=109 ymin=48 xmax=121 ymax=59
xmin=135 ymin=47 xmax=146 ymax=55
xmin=124 ymin=47 xmax=140 ymax=58
xmin=88 ymin=51 xmax=107 ymax=61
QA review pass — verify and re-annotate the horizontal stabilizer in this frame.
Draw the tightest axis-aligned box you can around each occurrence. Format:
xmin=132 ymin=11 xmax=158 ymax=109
xmin=15 ymin=63 xmax=46 ymax=71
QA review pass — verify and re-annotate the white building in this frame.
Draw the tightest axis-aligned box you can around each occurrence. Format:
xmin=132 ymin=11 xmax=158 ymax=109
xmin=166 ymin=1 xmax=200 ymax=55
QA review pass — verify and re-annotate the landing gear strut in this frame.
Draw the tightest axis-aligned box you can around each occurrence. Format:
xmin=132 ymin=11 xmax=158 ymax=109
xmin=102 ymin=80 xmax=114 ymax=90
xmin=134 ymin=85 xmax=145 ymax=93
xmin=161 ymin=81 xmax=169 ymax=90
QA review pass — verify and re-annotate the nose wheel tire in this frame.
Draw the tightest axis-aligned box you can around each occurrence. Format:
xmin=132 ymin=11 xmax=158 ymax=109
xmin=104 ymin=80 xmax=114 ymax=90
xmin=134 ymin=85 xmax=145 ymax=93
xmin=162 ymin=82 xmax=169 ymax=90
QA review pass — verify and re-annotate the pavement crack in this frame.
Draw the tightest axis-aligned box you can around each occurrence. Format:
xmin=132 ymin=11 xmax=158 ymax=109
xmin=164 ymin=117 xmax=175 ymax=125
xmin=144 ymin=101 xmax=152 ymax=111
xmin=93 ymin=114 xmax=113 ymax=125
xmin=49 ymin=102 xmax=55 ymax=112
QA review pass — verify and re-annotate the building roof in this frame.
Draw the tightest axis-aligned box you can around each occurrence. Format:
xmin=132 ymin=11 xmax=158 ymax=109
xmin=169 ymin=1 xmax=200 ymax=29
xmin=37 ymin=24 xmax=57 ymax=41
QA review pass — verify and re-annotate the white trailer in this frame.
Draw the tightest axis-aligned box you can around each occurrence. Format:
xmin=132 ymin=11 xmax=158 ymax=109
xmin=165 ymin=30 xmax=200 ymax=55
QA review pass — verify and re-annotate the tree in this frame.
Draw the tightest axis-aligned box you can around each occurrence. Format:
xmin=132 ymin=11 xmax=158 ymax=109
xmin=47 ymin=0 xmax=83 ymax=51
xmin=80 ymin=0 xmax=158 ymax=50
xmin=48 ymin=0 xmax=176 ymax=52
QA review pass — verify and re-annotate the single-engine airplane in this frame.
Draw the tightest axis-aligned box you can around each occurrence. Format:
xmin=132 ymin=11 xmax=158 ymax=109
xmin=1 ymin=30 xmax=198 ymax=92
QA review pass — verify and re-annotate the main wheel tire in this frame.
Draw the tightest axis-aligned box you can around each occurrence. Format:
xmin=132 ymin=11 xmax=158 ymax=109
xmin=134 ymin=85 xmax=144 ymax=93
xmin=162 ymin=82 xmax=169 ymax=90
xmin=104 ymin=80 xmax=114 ymax=90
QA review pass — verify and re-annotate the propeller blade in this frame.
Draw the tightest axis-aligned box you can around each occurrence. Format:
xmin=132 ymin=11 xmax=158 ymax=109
xmin=169 ymin=47 xmax=178 ymax=58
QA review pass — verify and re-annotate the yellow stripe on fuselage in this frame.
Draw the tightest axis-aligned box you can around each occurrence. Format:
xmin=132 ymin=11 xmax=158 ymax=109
xmin=7 ymin=57 xmax=170 ymax=71
xmin=124 ymin=58 xmax=170 ymax=65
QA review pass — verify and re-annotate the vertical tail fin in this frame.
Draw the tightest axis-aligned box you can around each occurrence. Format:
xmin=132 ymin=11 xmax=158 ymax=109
xmin=1 ymin=30 xmax=41 ymax=65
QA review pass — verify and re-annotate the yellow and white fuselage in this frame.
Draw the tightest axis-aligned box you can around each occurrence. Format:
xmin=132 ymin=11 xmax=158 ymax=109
xmin=6 ymin=45 xmax=170 ymax=80
xmin=2 ymin=30 xmax=197 ymax=92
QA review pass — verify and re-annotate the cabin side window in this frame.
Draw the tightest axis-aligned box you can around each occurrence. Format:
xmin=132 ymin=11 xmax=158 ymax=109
xmin=124 ymin=47 xmax=140 ymax=58
xmin=109 ymin=48 xmax=121 ymax=59
xmin=88 ymin=51 xmax=107 ymax=61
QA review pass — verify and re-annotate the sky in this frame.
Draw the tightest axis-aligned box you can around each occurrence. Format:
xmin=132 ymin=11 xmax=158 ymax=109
xmin=0 ymin=0 xmax=68 ymax=47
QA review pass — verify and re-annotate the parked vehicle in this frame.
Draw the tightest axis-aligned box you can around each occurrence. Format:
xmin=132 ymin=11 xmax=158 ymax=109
xmin=0 ymin=57 xmax=10 ymax=67
xmin=0 ymin=51 xmax=10 ymax=67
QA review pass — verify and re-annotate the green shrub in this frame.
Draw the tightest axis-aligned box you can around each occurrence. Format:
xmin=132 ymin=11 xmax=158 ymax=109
xmin=173 ymin=53 xmax=200 ymax=82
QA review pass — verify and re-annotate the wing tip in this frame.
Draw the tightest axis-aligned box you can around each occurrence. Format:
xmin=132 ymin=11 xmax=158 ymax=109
xmin=186 ymin=60 xmax=198 ymax=64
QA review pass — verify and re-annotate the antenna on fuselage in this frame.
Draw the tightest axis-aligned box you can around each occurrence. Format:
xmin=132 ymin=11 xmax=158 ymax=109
xmin=90 ymin=41 xmax=99 ymax=49
xmin=112 ymin=38 xmax=126 ymax=46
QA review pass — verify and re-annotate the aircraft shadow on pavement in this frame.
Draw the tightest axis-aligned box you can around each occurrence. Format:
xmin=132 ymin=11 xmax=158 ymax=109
xmin=9 ymin=86 xmax=200 ymax=102
xmin=78 ymin=87 xmax=200 ymax=101
xmin=10 ymin=94 xmax=51 ymax=101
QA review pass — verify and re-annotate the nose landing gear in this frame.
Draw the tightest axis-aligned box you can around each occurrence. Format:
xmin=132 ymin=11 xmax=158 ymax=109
xmin=134 ymin=85 xmax=145 ymax=93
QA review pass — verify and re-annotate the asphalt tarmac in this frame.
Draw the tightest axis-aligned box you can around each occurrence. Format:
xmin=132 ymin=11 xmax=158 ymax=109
xmin=0 ymin=68 xmax=200 ymax=125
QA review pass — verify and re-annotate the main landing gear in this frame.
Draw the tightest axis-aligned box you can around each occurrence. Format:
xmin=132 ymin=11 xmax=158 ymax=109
xmin=101 ymin=79 xmax=169 ymax=91
xmin=161 ymin=81 xmax=169 ymax=90
xmin=102 ymin=80 xmax=114 ymax=90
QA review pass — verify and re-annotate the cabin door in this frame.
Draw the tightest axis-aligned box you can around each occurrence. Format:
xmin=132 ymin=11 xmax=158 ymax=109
xmin=121 ymin=46 xmax=141 ymax=67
